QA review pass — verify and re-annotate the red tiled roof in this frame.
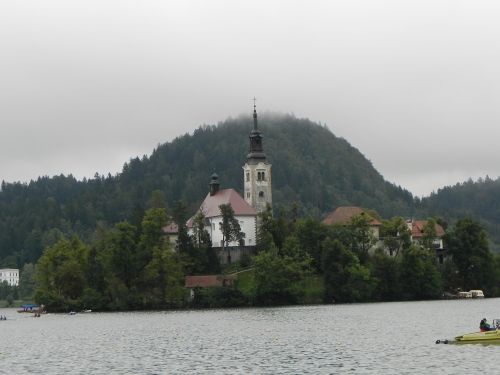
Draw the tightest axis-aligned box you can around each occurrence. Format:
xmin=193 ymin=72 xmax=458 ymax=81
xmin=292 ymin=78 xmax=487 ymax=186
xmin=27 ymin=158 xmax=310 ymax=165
xmin=322 ymin=206 xmax=382 ymax=226
xmin=162 ymin=222 xmax=178 ymax=234
xmin=196 ymin=189 xmax=257 ymax=219
xmin=411 ymin=220 xmax=445 ymax=238
xmin=185 ymin=275 xmax=235 ymax=288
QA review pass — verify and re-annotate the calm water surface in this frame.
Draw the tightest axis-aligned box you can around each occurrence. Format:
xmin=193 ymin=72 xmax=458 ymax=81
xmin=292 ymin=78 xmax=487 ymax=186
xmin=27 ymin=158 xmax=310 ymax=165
xmin=1 ymin=299 xmax=500 ymax=374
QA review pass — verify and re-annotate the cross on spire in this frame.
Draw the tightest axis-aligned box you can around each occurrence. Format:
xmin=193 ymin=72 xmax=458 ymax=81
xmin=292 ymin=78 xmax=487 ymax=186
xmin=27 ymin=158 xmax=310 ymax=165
xmin=252 ymin=97 xmax=258 ymax=131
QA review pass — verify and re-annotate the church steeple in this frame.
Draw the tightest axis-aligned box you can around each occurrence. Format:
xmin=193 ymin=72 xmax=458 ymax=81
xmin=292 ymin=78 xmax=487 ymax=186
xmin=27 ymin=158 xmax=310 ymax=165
xmin=243 ymin=99 xmax=272 ymax=215
xmin=253 ymin=97 xmax=258 ymax=131
xmin=247 ymin=98 xmax=266 ymax=162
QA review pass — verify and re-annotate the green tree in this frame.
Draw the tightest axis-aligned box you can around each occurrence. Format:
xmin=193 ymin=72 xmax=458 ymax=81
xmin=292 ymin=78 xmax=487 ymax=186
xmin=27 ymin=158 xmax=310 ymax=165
xmin=137 ymin=208 xmax=168 ymax=269
xmin=257 ymin=204 xmax=276 ymax=251
xmin=370 ymin=249 xmax=401 ymax=301
xmin=446 ymin=218 xmax=493 ymax=291
xmin=322 ymin=238 xmax=373 ymax=303
xmin=252 ymin=248 xmax=310 ymax=305
xmin=148 ymin=189 xmax=167 ymax=209
xmin=347 ymin=214 xmax=377 ymax=264
xmin=294 ymin=218 xmax=328 ymax=271
xmin=18 ymin=263 xmax=36 ymax=300
xmin=35 ymin=236 xmax=89 ymax=310
xmin=219 ymin=203 xmax=244 ymax=264
xmin=172 ymin=201 xmax=192 ymax=254
xmin=400 ymin=245 xmax=442 ymax=300
xmin=106 ymin=222 xmax=138 ymax=289
xmin=380 ymin=217 xmax=411 ymax=257
xmin=191 ymin=211 xmax=219 ymax=274
xmin=143 ymin=242 xmax=185 ymax=308
xmin=421 ymin=219 xmax=438 ymax=251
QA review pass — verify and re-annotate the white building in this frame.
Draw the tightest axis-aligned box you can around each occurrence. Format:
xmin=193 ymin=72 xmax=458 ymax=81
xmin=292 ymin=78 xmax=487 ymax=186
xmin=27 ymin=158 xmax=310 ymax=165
xmin=183 ymin=103 xmax=272 ymax=264
xmin=243 ymin=102 xmax=272 ymax=215
xmin=0 ymin=268 xmax=19 ymax=286
xmin=187 ymin=173 xmax=257 ymax=264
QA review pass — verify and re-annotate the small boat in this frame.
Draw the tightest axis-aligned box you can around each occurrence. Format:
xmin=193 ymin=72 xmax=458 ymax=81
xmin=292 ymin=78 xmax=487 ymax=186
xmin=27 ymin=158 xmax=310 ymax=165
xmin=68 ymin=311 xmax=77 ymax=315
xmin=469 ymin=289 xmax=485 ymax=298
xmin=455 ymin=319 xmax=500 ymax=343
xmin=455 ymin=330 xmax=500 ymax=343
xmin=436 ymin=319 xmax=500 ymax=344
xmin=17 ymin=304 xmax=39 ymax=313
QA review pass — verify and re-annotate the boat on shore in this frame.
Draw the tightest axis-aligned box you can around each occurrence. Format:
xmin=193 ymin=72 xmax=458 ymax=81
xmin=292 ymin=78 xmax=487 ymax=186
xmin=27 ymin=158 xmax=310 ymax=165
xmin=469 ymin=290 xmax=485 ymax=298
xmin=454 ymin=289 xmax=485 ymax=299
xmin=17 ymin=304 xmax=39 ymax=313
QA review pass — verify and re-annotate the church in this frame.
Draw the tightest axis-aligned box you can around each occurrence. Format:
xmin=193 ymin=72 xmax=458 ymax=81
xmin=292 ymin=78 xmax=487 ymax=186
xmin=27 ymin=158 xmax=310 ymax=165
xmin=186 ymin=103 xmax=272 ymax=264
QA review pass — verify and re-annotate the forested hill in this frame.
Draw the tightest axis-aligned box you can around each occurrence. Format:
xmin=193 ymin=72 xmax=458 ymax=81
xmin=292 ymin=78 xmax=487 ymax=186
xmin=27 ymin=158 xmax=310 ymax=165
xmin=418 ymin=177 xmax=500 ymax=250
xmin=0 ymin=113 xmax=415 ymax=266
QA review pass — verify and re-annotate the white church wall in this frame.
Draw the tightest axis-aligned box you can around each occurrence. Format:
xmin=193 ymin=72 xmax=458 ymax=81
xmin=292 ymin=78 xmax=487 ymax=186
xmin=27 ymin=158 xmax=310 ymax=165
xmin=207 ymin=215 xmax=256 ymax=247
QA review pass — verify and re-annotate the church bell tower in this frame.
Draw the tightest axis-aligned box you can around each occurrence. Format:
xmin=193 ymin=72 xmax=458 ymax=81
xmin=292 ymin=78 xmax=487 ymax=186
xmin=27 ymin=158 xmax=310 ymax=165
xmin=243 ymin=99 xmax=272 ymax=214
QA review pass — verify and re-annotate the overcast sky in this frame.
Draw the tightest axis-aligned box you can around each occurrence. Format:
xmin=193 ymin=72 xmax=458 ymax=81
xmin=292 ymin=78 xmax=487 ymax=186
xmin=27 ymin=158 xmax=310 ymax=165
xmin=1 ymin=0 xmax=499 ymax=197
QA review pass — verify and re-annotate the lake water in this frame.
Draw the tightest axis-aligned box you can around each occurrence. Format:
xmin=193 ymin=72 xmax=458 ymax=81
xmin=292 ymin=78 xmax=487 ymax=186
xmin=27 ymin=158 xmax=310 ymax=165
xmin=1 ymin=299 xmax=500 ymax=374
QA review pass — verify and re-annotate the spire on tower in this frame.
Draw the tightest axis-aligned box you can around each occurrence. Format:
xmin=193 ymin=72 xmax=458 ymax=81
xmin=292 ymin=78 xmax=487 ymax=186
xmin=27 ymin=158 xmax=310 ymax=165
xmin=252 ymin=97 xmax=258 ymax=131
xmin=247 ymin=98 xmax=266 ymax=161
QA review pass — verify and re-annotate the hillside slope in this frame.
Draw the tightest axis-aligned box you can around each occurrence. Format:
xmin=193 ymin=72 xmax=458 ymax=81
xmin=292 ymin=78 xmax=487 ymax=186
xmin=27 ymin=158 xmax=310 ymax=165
xmin=0 ymin=113 xmax=415 ymax=266
xmin=418 ymin=177 xmax=500 ymax=251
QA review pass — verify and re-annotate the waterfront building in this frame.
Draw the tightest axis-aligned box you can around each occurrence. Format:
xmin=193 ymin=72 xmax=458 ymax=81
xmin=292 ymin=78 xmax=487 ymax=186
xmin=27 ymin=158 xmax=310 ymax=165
xmin=0 ymin=268 xmax=19 ymax=286
xmin=186 ymin=173 xmax=257 ymax=264
xmin=166 ymin=103 xmax=272 ymax=264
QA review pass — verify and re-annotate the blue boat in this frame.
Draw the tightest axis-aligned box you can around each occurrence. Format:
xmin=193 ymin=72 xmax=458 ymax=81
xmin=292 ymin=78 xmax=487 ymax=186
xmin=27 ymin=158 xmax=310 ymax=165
xmin=17 ymin=304 xmax=39 ymax=313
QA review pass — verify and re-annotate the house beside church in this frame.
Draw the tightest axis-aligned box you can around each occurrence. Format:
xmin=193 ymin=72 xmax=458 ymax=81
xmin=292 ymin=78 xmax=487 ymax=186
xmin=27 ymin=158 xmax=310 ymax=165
xmin=322 ymin=206 xmax=382 ymax=239
xmin=322 ymin=206 xmax=447 ymax=262
xmin=407 ymin=219 xmax=446 ymax=262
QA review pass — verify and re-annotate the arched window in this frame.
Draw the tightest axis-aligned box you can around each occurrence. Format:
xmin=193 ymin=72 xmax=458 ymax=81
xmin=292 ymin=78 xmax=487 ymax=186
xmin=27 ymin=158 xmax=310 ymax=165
xmin=246 ymin=172 xmax=250 ymax=182
xmin=259 ymin=191 xmax=264 ymax=198
xmin=261 ymin=171 xmax=265 ymax=181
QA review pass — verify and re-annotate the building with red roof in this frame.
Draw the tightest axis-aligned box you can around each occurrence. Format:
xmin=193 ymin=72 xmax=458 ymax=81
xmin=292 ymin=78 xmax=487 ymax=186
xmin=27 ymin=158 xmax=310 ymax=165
xmin=186 ymin=173 xmax=257 ymax=264
xmin=185 ymin=275 xmax=236 ymax=288
xmin=164 ymin=104 xmax=270 ymax=265
xmin=407 ymin=219 xmax=446 ymax=253
xmin=322 ymin=206 xmax=382 ymax=240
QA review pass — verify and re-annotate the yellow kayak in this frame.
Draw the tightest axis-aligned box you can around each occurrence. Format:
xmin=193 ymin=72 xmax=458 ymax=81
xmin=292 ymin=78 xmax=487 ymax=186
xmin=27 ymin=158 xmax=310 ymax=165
xmin=455 ymin=329 xmax=500 ymax=343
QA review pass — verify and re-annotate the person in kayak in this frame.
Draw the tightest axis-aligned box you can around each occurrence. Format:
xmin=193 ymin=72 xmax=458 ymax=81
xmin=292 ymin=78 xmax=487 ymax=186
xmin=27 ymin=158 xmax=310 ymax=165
xmin=480 ymin=318 xmax=495 ymax=331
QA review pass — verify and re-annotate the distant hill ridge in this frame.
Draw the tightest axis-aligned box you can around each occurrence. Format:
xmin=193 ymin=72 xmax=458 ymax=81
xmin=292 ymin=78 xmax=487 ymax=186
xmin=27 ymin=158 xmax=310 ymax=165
xmin=1 ymin=112 xmax=499 ymax=265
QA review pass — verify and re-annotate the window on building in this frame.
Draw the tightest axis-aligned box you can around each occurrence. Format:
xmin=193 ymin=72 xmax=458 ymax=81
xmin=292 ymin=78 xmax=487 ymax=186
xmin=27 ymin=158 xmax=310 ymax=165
xmin=261 ymin=171 xmax=265 ymax=181
xmin=259 ymin=191 xmax=264 ymax=198
xmin=246 ymin=172 xmax=250 ymax=182
xmin=246 ymin=192 xmax=250 ymax=198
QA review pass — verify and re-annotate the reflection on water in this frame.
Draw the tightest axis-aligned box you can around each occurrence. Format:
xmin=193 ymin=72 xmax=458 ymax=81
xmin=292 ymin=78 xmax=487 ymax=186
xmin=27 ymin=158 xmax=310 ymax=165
xmin=1 ymin=299 xmax=500 ymax=374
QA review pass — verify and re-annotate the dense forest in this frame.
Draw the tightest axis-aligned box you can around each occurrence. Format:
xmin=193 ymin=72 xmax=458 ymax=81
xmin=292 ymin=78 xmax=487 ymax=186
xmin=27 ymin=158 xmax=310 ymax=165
xmin=1 ymin=113 xmax=500 ymax=268
xmin=0 ymin=114 xmax=415 ymax=267
xmin=418 ymin=177 xmax=500 ymax=251
xmin=15 ymin=205 xmax=500 ymax=311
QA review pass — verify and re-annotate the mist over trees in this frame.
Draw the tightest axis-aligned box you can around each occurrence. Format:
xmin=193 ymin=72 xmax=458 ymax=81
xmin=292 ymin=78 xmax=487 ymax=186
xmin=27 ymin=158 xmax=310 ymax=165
xmin=1 ymin=113 xmax=499 ymax=272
